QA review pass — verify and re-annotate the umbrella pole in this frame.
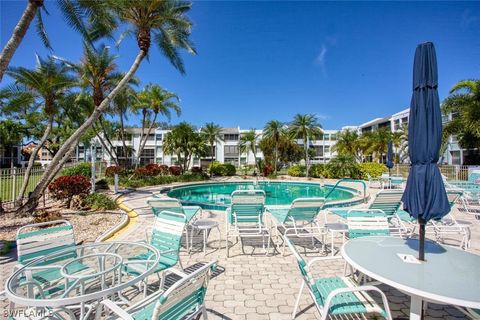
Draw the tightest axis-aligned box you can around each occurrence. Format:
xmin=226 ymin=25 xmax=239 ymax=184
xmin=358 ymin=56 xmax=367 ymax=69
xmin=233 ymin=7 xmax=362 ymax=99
xmin=418 ymin=217 xmax=426 ymax=261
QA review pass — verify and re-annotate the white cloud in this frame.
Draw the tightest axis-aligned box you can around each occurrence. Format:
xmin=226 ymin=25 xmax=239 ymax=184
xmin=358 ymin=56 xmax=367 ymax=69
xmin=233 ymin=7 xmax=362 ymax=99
xmin=315 ymin=44 xmax=328 ymax=77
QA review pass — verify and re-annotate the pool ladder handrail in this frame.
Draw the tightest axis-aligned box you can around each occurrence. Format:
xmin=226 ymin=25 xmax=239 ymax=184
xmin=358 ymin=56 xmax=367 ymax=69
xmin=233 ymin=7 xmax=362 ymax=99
xmin=325 ymin=178 xmax=368 ymax=203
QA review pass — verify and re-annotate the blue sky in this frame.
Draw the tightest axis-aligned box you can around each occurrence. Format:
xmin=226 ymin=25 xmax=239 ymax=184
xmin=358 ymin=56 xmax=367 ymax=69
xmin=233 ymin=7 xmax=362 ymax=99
xmin=1 ymin=1 xmax=479 ymax=130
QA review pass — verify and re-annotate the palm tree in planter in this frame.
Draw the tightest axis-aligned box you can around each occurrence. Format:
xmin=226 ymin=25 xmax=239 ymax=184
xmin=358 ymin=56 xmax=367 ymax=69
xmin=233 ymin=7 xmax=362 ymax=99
xmin=3 ymin=56 xmax=76 ymax=204
xmin=201 ymin=122 xmax=223 ymax=173
xmin=263 ymin=120 xmax=284 ymax=175
xmin=289 ymin=114 xmax=323 ymax=178
xmin=20 ymin=0 xmax=196 ymax=214
xmin=133 ymin=84 xmax=181 ymax=167
xmin=239 ymin=129 xmax=261 ymax=174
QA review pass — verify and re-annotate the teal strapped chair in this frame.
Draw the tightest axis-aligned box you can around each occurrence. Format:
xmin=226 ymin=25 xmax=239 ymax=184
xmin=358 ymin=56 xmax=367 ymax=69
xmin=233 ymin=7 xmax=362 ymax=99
xmin=225 ymin=190 xmax=270 ymax=257
xmin=124 ymin=210 xmax=187 ymax=296
xmin=346 ymin=210 xmax=391 ymax=239
xmin=15 ymin=220 xmax=87 ymax=283
xmin=102 ymin=261 xmax=217 ymax=320
xmin=147 ymin=197 xmax=202 ymax=252
xmin=285 ymin=239 xmax=392 ymax=320
xmin=266 ymin=197 xmax=326 ymax=255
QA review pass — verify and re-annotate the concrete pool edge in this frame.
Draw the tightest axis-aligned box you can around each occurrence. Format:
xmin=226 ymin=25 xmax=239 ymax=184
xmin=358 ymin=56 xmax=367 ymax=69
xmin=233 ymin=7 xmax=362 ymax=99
xmin=157 ymin=179 xmax=370 ymax=210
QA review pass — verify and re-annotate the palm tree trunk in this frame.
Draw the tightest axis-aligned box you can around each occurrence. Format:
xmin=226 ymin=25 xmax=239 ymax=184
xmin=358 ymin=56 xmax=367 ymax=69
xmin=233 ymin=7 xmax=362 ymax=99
xmin=98 ymin=116 xmax=119 ymax=164
xmin=92 ymin=123 xmax=119 ymax=166
xmin=119 ymin=112 xmax=129 ymax=164
xmin=0 ymin=0 xmax=42 ymax=81
xmin=210 ymin=142 xmax=214 ymax=177
xmin=304 ymin=137 xmax=309 ymax=178
xmin=18 ymin=50 xmax=146 ymax=215
xmin=136 ymin=112 xmax=158 ymax=167
xmin=16 ymin=113 xmax=53 ymax=204
xmin=135 ymin=110 xmax=147 ymax=168
xmin=274 ymin=142 xmax=278 ymax=175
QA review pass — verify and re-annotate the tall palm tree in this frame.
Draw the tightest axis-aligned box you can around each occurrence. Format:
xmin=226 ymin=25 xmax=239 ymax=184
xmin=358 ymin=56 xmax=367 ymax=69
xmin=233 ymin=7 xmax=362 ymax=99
xmin=113 ymin=86 xmax=137 ymax=163
xmin=289 ymin=114 xmax=322 ymax=177
xmin=0 ymin=0 xmax=50 ymax=81
xmin=3 ymin=56 xmax=75 ymax=203
xmin=133 ymin=84 xmax=181 ymax=167
xmin=239 ymin=129 xmax=261 ymax=173
xmin=332 ymin=129 xmax=361 ymax=162
xmin=263 ymin=120 xmax=284 ymax=174
xmin=201 ymin=122 xmax=223 ymax=165
xmin=21 ymin=0 xmax=196 ymax=214
xmin=442 ymin=79 xmax=480 ymax=150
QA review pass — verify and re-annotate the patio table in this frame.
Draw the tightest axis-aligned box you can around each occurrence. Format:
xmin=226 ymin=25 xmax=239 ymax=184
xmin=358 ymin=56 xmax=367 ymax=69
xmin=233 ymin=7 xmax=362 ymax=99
xmin=341 ymin=236 xmax=480 ymax=320
xmin=5 ymin=241 xmax=160 ymax=320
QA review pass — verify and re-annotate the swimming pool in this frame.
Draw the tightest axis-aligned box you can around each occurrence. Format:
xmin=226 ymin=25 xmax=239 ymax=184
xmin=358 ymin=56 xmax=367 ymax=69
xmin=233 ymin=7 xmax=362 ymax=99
xmin=165 ymin=181 xmax=362 ymax=209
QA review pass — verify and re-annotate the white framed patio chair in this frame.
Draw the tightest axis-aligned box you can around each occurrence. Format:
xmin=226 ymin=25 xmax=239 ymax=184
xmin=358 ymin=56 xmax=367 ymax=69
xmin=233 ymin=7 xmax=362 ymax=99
xmin=285 ymin=238 xmax=392 ymax=320
xmin=389 ymin=175 xmax=404 ymax=189
xmin=346 ymin=210 xmax=391 ymax=239
xmin=267 ymin=197 xmax=326 ymax=255
xmin=102 ymin=260 xmax=216 ymax=320
xmin=225 ymin=190 xmax=270 ymax=257
xmin=123 ymin=210 xmax=187 ymax=296
xmin=148 ymin=197 xmax=202 ymax=251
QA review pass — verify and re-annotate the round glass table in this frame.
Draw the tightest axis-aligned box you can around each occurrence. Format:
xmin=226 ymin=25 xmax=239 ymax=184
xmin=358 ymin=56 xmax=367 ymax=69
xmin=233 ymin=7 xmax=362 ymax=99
xmin=341 ymin=236 xmax=480 ymax=320
xmin=5 ymin=241 xmax=160 ymax=319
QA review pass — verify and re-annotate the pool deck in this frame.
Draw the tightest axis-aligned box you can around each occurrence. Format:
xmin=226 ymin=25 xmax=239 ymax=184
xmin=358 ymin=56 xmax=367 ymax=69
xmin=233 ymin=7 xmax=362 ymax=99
xmin=1 ymin=178 xmax=478 ymax=319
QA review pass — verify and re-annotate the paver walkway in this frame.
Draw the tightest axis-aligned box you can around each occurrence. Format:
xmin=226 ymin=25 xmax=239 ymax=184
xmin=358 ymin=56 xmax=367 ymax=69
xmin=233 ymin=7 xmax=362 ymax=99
xmin=1 ymin=180 xmax=478 ymax=319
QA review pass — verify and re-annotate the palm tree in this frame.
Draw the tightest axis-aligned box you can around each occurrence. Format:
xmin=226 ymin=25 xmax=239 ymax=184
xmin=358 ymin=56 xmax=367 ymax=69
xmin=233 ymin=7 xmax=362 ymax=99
xmin=133 ymin=84 xmax=181 ymax=167
xmin=289 ymin=114 xmax=322 ymax=177
xmin=239 ymin=129 xmax=261 ymax=173
xmin=263 ymin=120 xmax=284 ymax=175
xmin=3 ymin=56 xmax=75 ymax=203
xmin=21 ymin=0 xmax=196 ymax=214
xmin=0 ymin=0 xmax=50 ymax=81
xmin=201 ymin=122 xmax=223 ymax=165
xmin=163 ymin=122 xmax=203 ymax=173
xmin=333 ymin=129 xmax=362 ymax=162
xmin=442 ymin=79 xmax=480 ymax=151
xmin=0 ymin=120 xmax=25 ymax=167
xmin=113 ymin=86 xmax=137 ymax=163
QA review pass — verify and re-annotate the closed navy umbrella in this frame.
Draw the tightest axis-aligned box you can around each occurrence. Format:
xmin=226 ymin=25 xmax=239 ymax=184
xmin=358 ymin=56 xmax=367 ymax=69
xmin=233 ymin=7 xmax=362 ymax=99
xmin=401 ymin=42 xmax=450 ymax=261
xmin=386 ymin=141 xmax=394 ymax=171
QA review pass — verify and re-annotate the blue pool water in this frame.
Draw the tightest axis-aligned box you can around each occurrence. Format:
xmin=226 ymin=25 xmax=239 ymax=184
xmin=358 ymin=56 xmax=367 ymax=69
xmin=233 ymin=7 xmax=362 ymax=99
xmin=166 ymin=181 xmax=356 ymax=207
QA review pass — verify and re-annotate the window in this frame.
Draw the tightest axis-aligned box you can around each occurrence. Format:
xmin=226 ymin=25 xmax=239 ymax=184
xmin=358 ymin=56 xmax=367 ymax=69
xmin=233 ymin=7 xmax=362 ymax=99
xmin=155 ymin=134 xmax=162 ymax=141
xmin=224 ymin=134 xmax=239 ymax=141
xmin=140 ymin=148 xmax=154 ymax=165
xmin=401 ymin=116 xmax=408 ymax=123
xmin=330 ymin=134 xmax=337 ymax=141
xmin=324 ymin=146 xmax=330 ymax=154
xmin=450 ymin=151 xmax=461 ymax=165
xmin=156 ymin=146 xmax=163 ymax=155
xmin=394 ymin=119 xmax=400 ymax=131
xmin=224 ymin=145 xmax=239 ymax=156
xmin=324 ymin=134 xmax=330 ymax=140
xmin=314 ymin=146 xmax=323 ymax=157
xmin=146 ymin=134 xmax=155 ymax=141
xmin=224 ymin=158 xmax=238 ymax=165
xmin=156 ymin=158 xmax=163 ymax=164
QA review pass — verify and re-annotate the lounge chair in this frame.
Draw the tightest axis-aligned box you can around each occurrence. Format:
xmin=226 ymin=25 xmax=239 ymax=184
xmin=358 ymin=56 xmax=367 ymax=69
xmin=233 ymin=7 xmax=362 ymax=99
xmin=329 ymin=191 xmax=403 ymax=219
xmin=225 ymin=190 xmax=270 ymax=257
xmin=123 ymin=210 xmax=187 ymax=296
xmin=267 ymin=197 xmax=326 ymax=255
xmin=285 ymin=238 xmax=392 ymax=320
xmin=102 ymin=260 xmax=216 ymax=320
xmin=148 ymin=197 xmax=202 ymax=251
xmin=346 ymin=210 xmax=391 ymax=239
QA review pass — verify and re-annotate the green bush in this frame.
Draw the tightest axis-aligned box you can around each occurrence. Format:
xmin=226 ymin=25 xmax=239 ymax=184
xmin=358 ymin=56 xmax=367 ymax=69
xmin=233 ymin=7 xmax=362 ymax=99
xmin=309 ymin=164 xmax=326 ymax=178
xmin=209 ymin=161 xmax=236 ymax=176
xmin=108 ymin=173 xmax=208 ymax=188
xmin=326 ymin=155 xmax=360 ymax=179
xmin=358 ymin=162 xmax=388 ymax=180
xmin=84 ymin=193 xmax=116 ymax=210
xmin=62 ymin=163 xmax=92 ymax=177
xmin=288 ymin=165 xmax=306 ymax=177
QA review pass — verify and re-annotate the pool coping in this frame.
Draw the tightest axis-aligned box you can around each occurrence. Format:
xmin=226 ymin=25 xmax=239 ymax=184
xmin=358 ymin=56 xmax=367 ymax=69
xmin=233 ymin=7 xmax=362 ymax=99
xmin=157 ymin=179 xmax=370 ymax=210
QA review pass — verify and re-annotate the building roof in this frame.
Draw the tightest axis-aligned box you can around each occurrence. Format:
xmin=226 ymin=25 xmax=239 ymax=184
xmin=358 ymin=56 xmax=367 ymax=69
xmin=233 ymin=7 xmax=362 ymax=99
xmin=391 ymin=108 xmax=410 ymax=118
xmin=358 ymin=116 xmax=391 ymax=128
xmin=220 ymin=127 xmax=240 ymax=134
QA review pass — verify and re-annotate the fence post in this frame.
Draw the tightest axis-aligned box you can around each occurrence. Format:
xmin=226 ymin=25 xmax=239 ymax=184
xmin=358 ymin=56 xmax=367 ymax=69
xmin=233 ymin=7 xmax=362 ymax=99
xmin=114 ymin=174 xmax=119 ymax=194
xmin=12 ymin=167 xmax=17 ymax=202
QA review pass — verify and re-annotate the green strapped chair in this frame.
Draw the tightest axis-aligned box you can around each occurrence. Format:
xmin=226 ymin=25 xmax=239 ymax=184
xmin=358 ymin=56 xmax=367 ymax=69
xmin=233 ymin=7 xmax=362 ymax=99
xmin=124 ymin=210 xmax=187 ymax=296
xmin=267 ymin=197 xmax=326 ymax=255
xmin=346 ymin=210 xmax=390 ymax=239
xmin=148 ymin=197 xmax=202 ymax=251
xmin=225 ymin=190 xmax=270 ymax=257
xmin=102 ymin=261 xmax=216 ymax=320
xmin=285 ymin=239 xmax=392 ymax=320
xmin=15 ymin=220 xmax=87 ymax=284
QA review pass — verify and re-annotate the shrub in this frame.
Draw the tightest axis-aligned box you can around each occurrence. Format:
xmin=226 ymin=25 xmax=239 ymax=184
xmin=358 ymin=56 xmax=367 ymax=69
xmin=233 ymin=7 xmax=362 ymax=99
xmin=309 ymin=164 xmax=326 ymax=178
xmin=62 ymin=163 xmax=91 ymax=177
xmin=262 ymin=164 xmax=273 ymax=177
xmin=169 ymin=166 xmax=181 ymax=176
xmin=158 ymin=164 xmax=169 ymax=175
xmin=358 ymin=162 xmax=388 ymax=180
xmin=108 ymin=172 xmax=208 ymax=188
xmin=209 ymin=161 xmax=222 ymax=176
xmin=48 ymin=175 xmax=91 ymax=206
xmin=191 ymin=166 xmax=203 ymax=173
xmin=326 ymin=155 xmax=360 ymax=179
xmin=105 ymin=165 xmax=124 ymax=177
xmin=288 ymin=165 xmax=306 ymax=177
xmin=84 ymin=193 xmax=116 ymax=210
xmin=135 ymin=163 xmax=163 ymax=177
xmin=222 ymin=163 xmax=236 ymax=176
